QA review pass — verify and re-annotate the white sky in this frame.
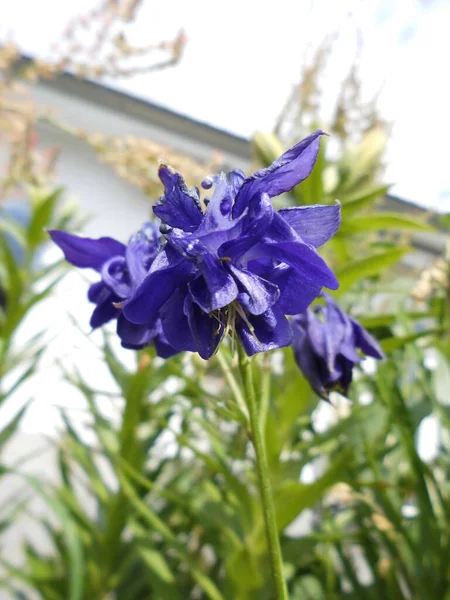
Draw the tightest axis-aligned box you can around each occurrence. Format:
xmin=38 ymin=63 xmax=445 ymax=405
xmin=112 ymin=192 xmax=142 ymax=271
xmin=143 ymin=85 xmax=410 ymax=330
xmin=2 ymin=0 xmax=450 ymax=209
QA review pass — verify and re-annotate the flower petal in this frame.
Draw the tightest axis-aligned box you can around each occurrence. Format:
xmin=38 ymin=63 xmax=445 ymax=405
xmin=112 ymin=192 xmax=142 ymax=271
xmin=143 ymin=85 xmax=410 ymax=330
xmin=236 ymin=306 xmax=292 ymax=356
xmin=321 ymin=295 xmax=360 ymax=363
xmin=218 ymin=194 xmax=273 ymax=263
xmin=89 ymin=290 xmax=120 ymax=329
xmin=87 ymin=281 xmax=105 ymax=303
xmin=126 ymin=222 xmax=160 ymax=290
xmin=154 ymin=165 xmax=203 ymax=231
xmin=262 ymin=241 xmax=339 ymax=291
xmin=198 ymin=173 xmax=234 ymax=232
xmin=160 ymin=287 xmax=196 ymax=352
xmin=278 ymin=204 xmax=341 ymax=247
xmin=229 ymin=264 xmax=280 ymax=315
xmin=229 ymin=169 xmax=246 ymax=195
xmin=154 ymin=326 xmax=180 ymax=359
xmin=233 ymin=130 xmax=325 ymax=216
xmin=49 ymin=230 xmax=125 ymax=270
xmin=268 ymin=264 xmax=322 ymax=314
xmin=185 ymin=295 xmax=224 ymax=359
xmin=351 ymin=317 xmax=385 ymax=359
xmin=101 ymin=256 xmax=132 ymax=299
xmin=117 ymin=314 xmax=156 ymax=349
xmin=201 ymin=168 xmax=245 ymax=197
xmin=123 ymin=250 xmax=194 ymax=325
xmin=334 ymin=356 xmax=354 ymax=395
xmin=292 ymin=317 xmax=330 ymax=400
xmin=189 ymin=253 xmax=239 ymax=312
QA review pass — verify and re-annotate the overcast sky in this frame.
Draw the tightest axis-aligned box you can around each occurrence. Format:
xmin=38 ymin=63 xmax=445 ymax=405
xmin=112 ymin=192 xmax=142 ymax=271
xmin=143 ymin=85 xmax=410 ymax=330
xmin=2 ymin=0 xmax=450 ymax=210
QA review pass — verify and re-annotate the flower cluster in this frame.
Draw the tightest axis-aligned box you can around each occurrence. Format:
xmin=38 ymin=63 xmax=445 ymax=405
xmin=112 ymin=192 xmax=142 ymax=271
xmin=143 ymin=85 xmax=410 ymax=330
xmin=292 ymin=294 xmax=384 ymax=400
xmin=51 ymin=130 xmax=341 ymax=359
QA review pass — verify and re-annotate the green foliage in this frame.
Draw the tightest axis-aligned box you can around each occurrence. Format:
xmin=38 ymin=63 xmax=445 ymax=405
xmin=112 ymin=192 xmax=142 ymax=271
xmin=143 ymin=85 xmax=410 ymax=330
xmin=0 ymin=187 xmax=80 ymax=441
xmin=1 ymin=92 xmax=449 ymax=600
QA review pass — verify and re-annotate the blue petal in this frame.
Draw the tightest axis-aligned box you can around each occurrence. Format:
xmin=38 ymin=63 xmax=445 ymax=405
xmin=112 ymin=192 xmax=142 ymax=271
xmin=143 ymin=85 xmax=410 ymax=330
xmin=185 ymin=295 xmax=224 ymax=359
xmin=189 ymin=254 xmax=238 ymax=312
xmin=233 ymin=130 xmax=325 ymax=216
xmin=198 ymin=173 xmax=234 ymax=232
xmin=292 ymin=317 xmax=330 ymax=399
xmin=49 ymin=230 xmax=125 ymax=271
xmin=160 ymin=287 xmax=196 ymax=352
xmin=117 ymin=314 xmax=156 ymax=349
xmin=101 ymin=256 xmax=132 ymax=299
xmin=218 ymin=194 xmax=273 ymax=263
xmin=201 ymin=168 xmax=245 ymax=197
xmin=229 ymin=264 xmax=280 ymax=315
xmin=263 ymin=211 xmax=299 ymax=243
xmin=261 ymin=241 xmax=339 ymax=291
xmin=334 ymin=356 xmax=354 ymax=394
xmin=229 ymin=169 xmax=246 ymax=195
xmin=236 ymin=306 xmax=293 ymax=356
xmin=89 ymin=290 xmax=120 ymax=328
xmin=304 ymin=309 xmax=327 ymax=360
xmin=351 ymin=318 xmax=385 ymax=359
xmin=154 ymin=325 xmax=181 ymax=359
xmin=154 ymin=165 xmax=203 ymax=232
xmin=269 ymin=264 xmax=323 ymax=314
xmin=323 ymin=300 xmax=359 ymax=365
xmin=87 ymin=281 xmax=106 ymax=303
xmin=278 ymin=204 xmax=341 ymax=247
xmin=126 ymin=222 xmax=160 ymax=290
xmin=123 ymin=249 xmax=194 ymax=325
xmin=319 ymin=295 xmax=359 ymax=365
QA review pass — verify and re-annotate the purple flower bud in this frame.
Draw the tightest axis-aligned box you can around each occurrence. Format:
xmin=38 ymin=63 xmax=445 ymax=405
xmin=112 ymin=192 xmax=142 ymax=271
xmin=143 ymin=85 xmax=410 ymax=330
xmin=292 ymin=294 xmax=384 ymax=400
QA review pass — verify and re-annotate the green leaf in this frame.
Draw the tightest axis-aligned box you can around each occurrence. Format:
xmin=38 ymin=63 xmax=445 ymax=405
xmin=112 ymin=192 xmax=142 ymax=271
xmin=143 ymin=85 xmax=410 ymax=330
xmin=381 ymin=328 xmax=443 ymax=352
xmin=251 ymin=131 xmax=285 ymax=168
xmin=275 ymin=456 xmax=348 ymax=530
xmin=119 ymin=473 xmax=225 ymax=600
xmin=340 ymin=212 xmax=434 ymax=234
xmin=134 ymin=536 xmax=182 ymax=600
xmin=265 ymin=371 xmax=311 ymax=467
xmin=292 ymin=575 xmax=326 ymax=600
xmin=340 ymin=184 xmax=390 ymax=216
xmin=27 ymin=188 xmax=63 ymax=249
xmin=334 ymin=248 xmax=409 ymax=293
xmin=0 ymin=401 xmax=31 ymax=448
xmin=358 ymin=311 xmax=436 ymax=329
xmin=0 ymin=209 xmax=27 ymax=246
xmin=18 ymin=474 xmax=85 ymax=600
xmin=0 ymin=233 xmax=23 ymax=300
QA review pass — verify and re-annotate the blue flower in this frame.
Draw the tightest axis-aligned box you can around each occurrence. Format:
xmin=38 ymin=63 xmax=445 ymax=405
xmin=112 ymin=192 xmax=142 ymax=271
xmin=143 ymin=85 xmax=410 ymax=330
xmin=49 ymin=224 xmax=177 ymax=357
xmin=123 ymin=130 xmax=340 ymax=359
xmin=292 ymin=294 xmax=384 ymax=400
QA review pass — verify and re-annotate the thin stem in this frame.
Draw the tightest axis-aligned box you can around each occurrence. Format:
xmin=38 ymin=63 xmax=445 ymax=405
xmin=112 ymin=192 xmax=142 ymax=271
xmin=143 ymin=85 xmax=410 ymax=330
xmin=259 ymin=353 xmax=271 ymax=434
xmin=238 ymin=347 xmax=288 ymax=600
xmin=217 ymin=349 xmax=249 ymax=420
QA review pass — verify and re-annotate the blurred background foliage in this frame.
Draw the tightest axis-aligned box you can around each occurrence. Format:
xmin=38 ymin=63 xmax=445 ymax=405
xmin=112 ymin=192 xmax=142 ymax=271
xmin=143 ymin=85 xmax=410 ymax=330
xmin=1 ymin=5 xmax=450 ymax=600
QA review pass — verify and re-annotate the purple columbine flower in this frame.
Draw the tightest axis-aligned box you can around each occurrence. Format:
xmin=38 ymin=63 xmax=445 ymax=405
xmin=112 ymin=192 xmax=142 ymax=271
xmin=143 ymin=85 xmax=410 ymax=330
xmin=48 ymin=223 xmax=177 ymax=357
xmin=292 ymin=294 xmax=384 ymax=400
xmin=123 ymin=130 xmax=341 ymax=359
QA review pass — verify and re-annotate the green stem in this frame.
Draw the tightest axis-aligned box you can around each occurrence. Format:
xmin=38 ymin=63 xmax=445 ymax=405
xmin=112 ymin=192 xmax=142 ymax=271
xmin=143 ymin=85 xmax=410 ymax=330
xmin=217 ymin=349 xmax=249 ymax=419
xmin=238 ymin=347 xmax=288 ymax=600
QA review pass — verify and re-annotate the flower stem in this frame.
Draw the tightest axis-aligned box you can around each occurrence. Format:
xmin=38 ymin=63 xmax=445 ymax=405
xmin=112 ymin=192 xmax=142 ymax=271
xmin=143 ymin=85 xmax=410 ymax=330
xmin=238 ymin=347 xmax=289 ymax=600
